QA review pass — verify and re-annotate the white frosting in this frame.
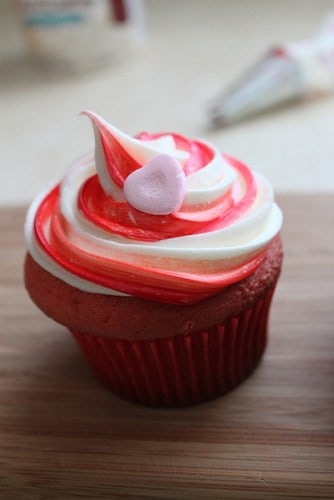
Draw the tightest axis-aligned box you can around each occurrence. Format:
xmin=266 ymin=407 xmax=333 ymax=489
xmin=25 ymin=115 xmax=283 ymax=299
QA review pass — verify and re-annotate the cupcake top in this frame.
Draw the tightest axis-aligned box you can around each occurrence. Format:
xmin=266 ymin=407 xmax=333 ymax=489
xmin=25 ymin=111 xmax=282 ymax=304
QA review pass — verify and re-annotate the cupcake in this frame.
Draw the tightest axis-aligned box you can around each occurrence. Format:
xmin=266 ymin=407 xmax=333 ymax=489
xmin=24 ymin=111 xmax=283 ymax=407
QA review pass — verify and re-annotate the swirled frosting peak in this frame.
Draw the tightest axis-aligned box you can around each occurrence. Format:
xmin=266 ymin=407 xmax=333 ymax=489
xmin=25 ymin=111 xmax=283 ymax=304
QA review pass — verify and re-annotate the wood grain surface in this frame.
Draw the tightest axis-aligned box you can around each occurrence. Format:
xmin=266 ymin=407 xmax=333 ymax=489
xmin=0 ymin=194 xmax=333 ymax=499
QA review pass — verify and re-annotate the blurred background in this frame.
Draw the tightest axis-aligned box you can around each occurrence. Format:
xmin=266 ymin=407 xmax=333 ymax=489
xmin=1 ymin=0 xmax=334 ymax=205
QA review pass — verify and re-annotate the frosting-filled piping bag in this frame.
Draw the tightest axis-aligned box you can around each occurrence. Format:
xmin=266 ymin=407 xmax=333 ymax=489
xmin=208 ymin=12 xmax=334 ymax=126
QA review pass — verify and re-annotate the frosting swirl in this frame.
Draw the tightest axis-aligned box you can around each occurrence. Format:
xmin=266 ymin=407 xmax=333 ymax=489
xmin=25 ymin=111 xmax=282 ymax=304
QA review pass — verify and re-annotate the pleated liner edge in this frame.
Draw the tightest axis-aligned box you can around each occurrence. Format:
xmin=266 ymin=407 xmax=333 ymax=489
xmin=70 ymin=284 xmax=276 ymax=407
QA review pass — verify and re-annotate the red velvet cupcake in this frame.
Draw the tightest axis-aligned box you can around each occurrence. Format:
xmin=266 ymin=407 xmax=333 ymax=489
xmin=24 ymin=111 xmax=283 ymax=407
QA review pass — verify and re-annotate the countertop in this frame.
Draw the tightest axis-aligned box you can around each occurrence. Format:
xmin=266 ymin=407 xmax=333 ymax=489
xmin=1 ymin=194 xmax=333 ymax=499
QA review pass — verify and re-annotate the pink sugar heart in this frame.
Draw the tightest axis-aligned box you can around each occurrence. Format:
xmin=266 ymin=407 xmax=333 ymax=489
xmin=123 ymin=154 xmax=186 ymax=215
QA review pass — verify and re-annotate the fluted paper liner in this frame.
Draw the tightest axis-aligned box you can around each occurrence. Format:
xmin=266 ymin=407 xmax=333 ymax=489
xmin=70 ymin=284 xmax=276 ymax=407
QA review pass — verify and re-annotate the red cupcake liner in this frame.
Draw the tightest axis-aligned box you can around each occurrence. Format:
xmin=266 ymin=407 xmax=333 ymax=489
xmin=70 ymin=285 xmax=276 ymax=407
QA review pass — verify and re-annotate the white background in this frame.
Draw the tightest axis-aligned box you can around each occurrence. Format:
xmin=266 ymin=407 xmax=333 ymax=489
xmin=1 ymin=0 xmax=334 ymax=204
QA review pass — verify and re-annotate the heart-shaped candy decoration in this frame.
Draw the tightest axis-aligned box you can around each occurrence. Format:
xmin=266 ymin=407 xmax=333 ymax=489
xmin=123 ymin=154 xmax=186 ymax=215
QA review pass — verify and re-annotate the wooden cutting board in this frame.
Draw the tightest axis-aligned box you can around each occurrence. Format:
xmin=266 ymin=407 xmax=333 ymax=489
xmin=0 ymin=194 xmax=333 ymax=499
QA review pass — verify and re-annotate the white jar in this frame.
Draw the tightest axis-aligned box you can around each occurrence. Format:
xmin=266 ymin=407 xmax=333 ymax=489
xmin=15 ymin=0 xmax=145 ymax=72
